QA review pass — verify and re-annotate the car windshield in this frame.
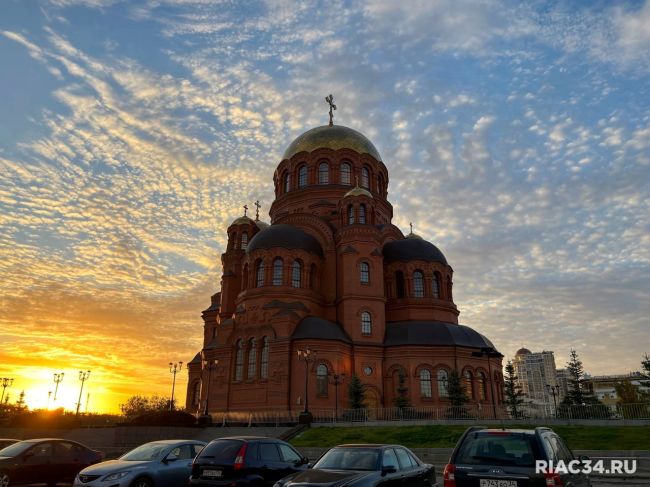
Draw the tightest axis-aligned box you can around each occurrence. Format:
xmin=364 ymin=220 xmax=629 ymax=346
xmin=120 ymin=443 xmax=168 ymax=461
xmin=0 ymin=441 xmax=37 ymax=458
xmin=314 ymin=448 xmax=380 ymax=471
xmin=456 ymin=432 xmax=538 ymax=467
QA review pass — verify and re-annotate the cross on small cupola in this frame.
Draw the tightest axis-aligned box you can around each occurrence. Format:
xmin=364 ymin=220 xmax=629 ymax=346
xmin=243 ymin=204 xmax=248 ymax=217
xmin=325 ymin=94 xmax=336 ymax=126
xmin=254 ymin=200 xmax=261 ymax=221
xmin=409 ymin=222 xmax=413 ymax=234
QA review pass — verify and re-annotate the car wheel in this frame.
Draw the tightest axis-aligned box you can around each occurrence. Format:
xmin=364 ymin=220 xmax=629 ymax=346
xmin=130 ymin=478 xmax=153 ymax=487
xmin=0 ymin=472 xmax=10 ymax=487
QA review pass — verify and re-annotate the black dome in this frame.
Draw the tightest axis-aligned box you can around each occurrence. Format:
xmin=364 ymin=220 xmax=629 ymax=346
xmin=383 ymin=238 xmax=448 ymax=265
xmin=384 ymin=321 xmax=497 ymax=350
xmin=247 ymin=224 xmax=323 ymax=257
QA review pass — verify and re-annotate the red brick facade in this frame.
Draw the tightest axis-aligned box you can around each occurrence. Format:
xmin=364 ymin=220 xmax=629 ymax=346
xmin=186 ymin=124 xmax=504 ymax=414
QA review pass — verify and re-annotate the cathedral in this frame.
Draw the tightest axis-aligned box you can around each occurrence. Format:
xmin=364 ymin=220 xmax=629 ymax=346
xmin=186 ymin=102 xmax=504 ymax=417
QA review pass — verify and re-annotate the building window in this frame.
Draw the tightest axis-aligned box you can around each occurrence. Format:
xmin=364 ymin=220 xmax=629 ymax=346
xmin=291 ymin=260 xmax=302 ymax=288
xmin=361 ymin=167 xmax=370 ymax=188
xmin=413 ymin=271 xmax=424 ymax=297
xmin=432 ymin=272 xmax=440 ymax=298
xmin=283 ymin=172 xmax=290 ymax=193
xmin=192 ymin=380 xmax=201 ymax=407
xmin=420 ymin=369 xmax=432 ymax=398
xmin=361 ymin=311 xmax=372 ymax=335
xmin=348 ymin=205 xmax=355 ymax=224
xmin=438 ymin=369 xmax=449 ymax=398
xmin=396 ymin=270 xmax=405 ymax=298
xmin=256 ymin=261 xmax=265 ymax=287
xmin=273 ymin=258 xmax=283 ymax=286
xmin=317 ymin=363 xmax=328 ymax=396
xmin=260 ymin=337 xmax=269 ymax=379
xmin=359 ymin=204 xmax=366 ymax=224
xmin=298 ymin=165 xmax=307 ymax=188
xmin=360 ymin=262 xmax=370 ymax=284
xmin=318 ymin=162 xmax=329 ymax=184
xmin=341 ymin=163 xmax=351 ymax=185
xmin=478 ymin=372 xmax=487 ymax=401
xmin=234 ymin=340 xmax=244 ymax=381
xmin=241 ymin=232 xmax=248 ymax=250
xmin=464 ymin=370 xmax=474 ymax=399
xmin=247 ymin=339 xmax=257 ymax=380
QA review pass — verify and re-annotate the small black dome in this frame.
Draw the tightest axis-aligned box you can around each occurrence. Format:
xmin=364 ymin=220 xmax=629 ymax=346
xmin=247 ymin=224 xmax=323 ymax=257
xmin=383 ymin=238 xmax=448 ymax=265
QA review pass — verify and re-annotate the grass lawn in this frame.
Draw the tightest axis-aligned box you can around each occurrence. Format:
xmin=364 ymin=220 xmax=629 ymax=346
xmin=291 ymin=424 xmax=650 ymax=450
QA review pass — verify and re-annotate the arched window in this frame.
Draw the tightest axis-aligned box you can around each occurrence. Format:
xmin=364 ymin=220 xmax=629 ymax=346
xmin=360 ymin=262 xmax=370 ymax=284
xmin=396 ymin=271 xmax=405 ymax=298
xmin=298 ymin=165 xmax=308 ymax=188
xmin=273 ymin=258 xmax=283 ymax=286
xmin=359 ymin=204 xmax=366 ymax=224
xmin=256 ymin=260 xmax=265 ymax=287
xmin=241 ymin=232 xmax=248 ymax=250
xmin=283 ymin=172 xmax=290 ymax=193
xmin=478 ymin=372 xmax=487 ymax=401
xmin=341 ymin=163 xmax=351 ymax=185
xmin=247 ymin=339 xmax=257 ymax=380
xmin=432 ymin=272 xmax=440 ymax=298
xmin=464 ymin=370 xmax=474 ymax=399
xmin=361 ymin=167 xmax=370 ymax=188
xmin=234 ymin=340 xmax=244 ymax=381
xmin=361 ymin=311 xmax=372 ymax=335
xmin=437 ymin=369 xmax=449 ymax=398
xmin=291 ymin=260 xmax=302 ymax=288
xmin=413 ymin=271 xmax=424 ymax=297
xmin=192 ymin=380 xmax=201 ymax=407
xmin=260 ymin=337 xmax=269 ymax=379
xmin=447 ymin=276 xmax=453 ymax=301
xmin=348 ymin=205 xmax=355 ymax=224
xmin=318 ymin=162 xmax=329 ymax=184
xmin=316 ymin=363 xmax=328 ymax=396
xmin=378 ymin=173 xmax=385 ymax=196
xmin=420 ymin=369 xmax=432 ymax=398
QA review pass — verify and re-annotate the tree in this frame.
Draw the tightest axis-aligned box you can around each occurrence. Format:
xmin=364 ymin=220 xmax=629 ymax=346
xmin=120 ymin=394 xmax=174 ymax=419
xmin=558 ymin=349 xmax=608 ymax=419
xmin=15 ymin=390 xmax=27 ymax=411
xmin=566 ymin=349 xmax=587 ymax=405
xmin=348 ymin=374 xmax=366 ymax=410
xmin=393 ymin=368 xmax=411 ymax=409
xmin=445 ymin=370 xmax=470 ymax=418
xmin=640 ymin=353 xmax=650 ymax=402
xmin=503 ymin=360 xmax=525 ymax=419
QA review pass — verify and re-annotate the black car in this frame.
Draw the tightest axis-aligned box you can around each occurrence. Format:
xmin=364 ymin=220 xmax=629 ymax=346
xmin=0 ymin=438 xmax=103 ymax=486
xmin=274 ymin=444 xmax=437 ymax=487
xmin=444 ymin=427 xmax=590 ymax=487
xmin=189 ymin=436 xmax=309 ymax=486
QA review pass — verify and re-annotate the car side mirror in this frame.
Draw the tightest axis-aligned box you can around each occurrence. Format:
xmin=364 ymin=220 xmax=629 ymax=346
xmin=307 ymin=461 xmax=314 ymax=469
xmin=382 ymin=465 xmax=397 ymax=476
xmin=164 ymin=453 xmax=178 ymax=463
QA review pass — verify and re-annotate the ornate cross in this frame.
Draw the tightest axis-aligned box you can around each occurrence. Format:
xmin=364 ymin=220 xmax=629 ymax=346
xmin=243 ymin=204 xmax=248 ymax=216
xmin=254 ymin=200 xmax=261 ymax=221
xmin=410 ymin=222 xmax=413 ymax=234
xmin=325 ymin=94 xmax=336 ymax=126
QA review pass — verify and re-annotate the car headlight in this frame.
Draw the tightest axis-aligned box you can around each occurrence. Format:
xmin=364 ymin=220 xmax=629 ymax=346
xmin=102 ymin=471 xmax=131 ymax=481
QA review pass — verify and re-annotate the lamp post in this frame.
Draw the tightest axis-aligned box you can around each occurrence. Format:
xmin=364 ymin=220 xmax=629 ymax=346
xmin=329 ymin=372 xmax=346 ymax=421
xmin=47 ymin=391 xmax=52 ymax=410
xmin=202 ymin=357 xmax=218 ymax=417
xmin=296 ymin=348 xmax=316 ymax=423
xmin=75 ymin=371 xmax=90 ymax=416
xmin=0 ymin=378 xmax=13 ymax=406
xmin=169 ymin=361 xmax=183 ymax=411
xmin=53 ymin=373 xmax=64 ymax=401
xmin=546 ymin=384 xmax=559 ymax=418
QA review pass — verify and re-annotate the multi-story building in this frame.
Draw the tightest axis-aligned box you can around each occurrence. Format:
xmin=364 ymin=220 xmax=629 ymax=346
xmin=513 ymin=348 xmax=559 ymax=408
xmin=585 ymin=372 xmax=649 ymax=408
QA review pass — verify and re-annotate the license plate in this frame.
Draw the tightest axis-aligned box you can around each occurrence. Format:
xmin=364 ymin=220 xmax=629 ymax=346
xmin=480 ymin=480 xmax=517 ymax=487
xmin=203 ymin=469 xmax=223 ymax=478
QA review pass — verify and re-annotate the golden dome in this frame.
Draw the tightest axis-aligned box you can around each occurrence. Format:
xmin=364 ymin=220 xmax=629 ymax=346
xmin=231 ymin=215 xmax=254 ymax=225
xmin=344 ymin=186 xmax=373 ymax=198
xmin=282 ymin=125 xmax=382 ymax=161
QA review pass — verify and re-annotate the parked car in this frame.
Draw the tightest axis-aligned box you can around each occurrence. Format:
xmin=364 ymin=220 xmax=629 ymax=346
xmin=0 ymin=440 xmax=19 ymax=450
xmin=74 ymin=439 xmax=206 ymax=487
xmin=0 ymin=438 xmax=102 ymax=486
xmin=274 ymin=444 xmax=437 ymax=487
xmin=189 ymin=436 xmax=308 ymax=486
xmin=443 ymin=426 xmax=591 ymax=486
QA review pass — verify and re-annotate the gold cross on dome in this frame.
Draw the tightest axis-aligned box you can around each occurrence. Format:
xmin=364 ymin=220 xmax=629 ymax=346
xmin=254 ymin=200 xmax=261 ymax=221
xmin=325 ymin=94 xmax=337 ymax=126
xmin=243 ymin=204 xmax=248 ymax=216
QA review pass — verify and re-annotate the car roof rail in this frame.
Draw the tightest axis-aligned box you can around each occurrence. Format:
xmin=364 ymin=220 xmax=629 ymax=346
xmin=535 ymin=426 xmax=552 ymax=433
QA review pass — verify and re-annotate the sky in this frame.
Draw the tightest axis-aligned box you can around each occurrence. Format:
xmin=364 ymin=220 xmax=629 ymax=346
xmin=0 ymin=0 xmax=649 ymax=413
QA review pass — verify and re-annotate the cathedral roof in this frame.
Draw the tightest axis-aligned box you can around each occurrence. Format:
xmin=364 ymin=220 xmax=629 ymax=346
xmin=247 ymin=223 xmax=323 ymax=257
xmin=292 ymin=316 xmax=352 ymax=343
xmin=282 ymin=125 xmax=382 ymax=161
xmin=383 ymin=238 xmax=448 ymax=265
xmin=231 ymin=215 xmax=255 ymax=226
xmin=384 ymin=321 xmax=496 ymax=350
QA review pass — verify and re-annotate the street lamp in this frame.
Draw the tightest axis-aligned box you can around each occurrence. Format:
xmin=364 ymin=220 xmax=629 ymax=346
xmin=472 ymin=347 xmax=503 ymax=419
xmin=201 ymin=355 xmax=218 ymax=418
xmin=296 ymin=348 xmax=316 ymax=422
xmin=75 ymin=371 xmax=91 ymax=416
xmin=169 ymin=362 xmax=183 ymax=411
xmin=329 ymin=372 xmax=346 ymax=421
xmin=546 ymin=384 xmax=559 ymax=418
xmin=53 ymin=373 xmax=64 ymax=401
xmin=0 ymin=378 xmax=13 ymax=406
